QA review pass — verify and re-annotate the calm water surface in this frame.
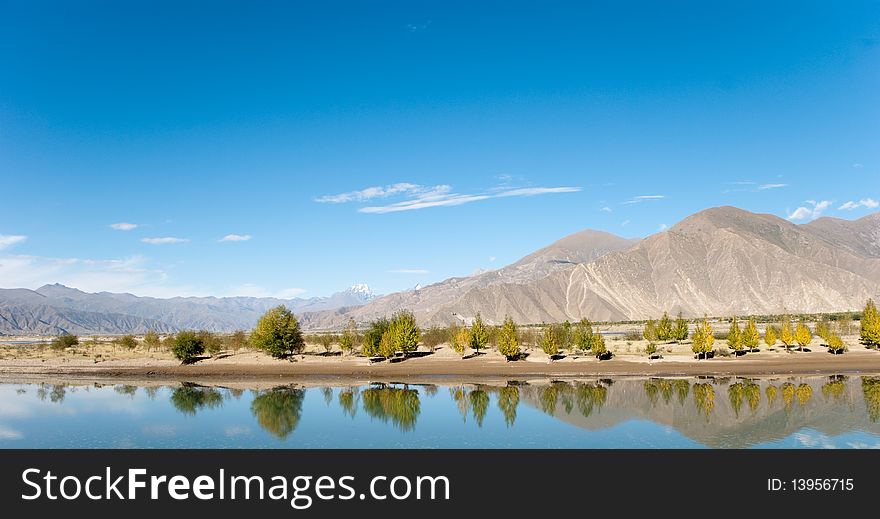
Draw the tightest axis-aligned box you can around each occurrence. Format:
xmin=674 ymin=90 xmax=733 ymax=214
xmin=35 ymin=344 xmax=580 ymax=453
xmin=1 ymin=375 xmax=879 ymax=448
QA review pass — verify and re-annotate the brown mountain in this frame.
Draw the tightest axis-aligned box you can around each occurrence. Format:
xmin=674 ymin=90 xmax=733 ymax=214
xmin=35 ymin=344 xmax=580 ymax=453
xmin=301 ymin=206 xmax=880 ymax=328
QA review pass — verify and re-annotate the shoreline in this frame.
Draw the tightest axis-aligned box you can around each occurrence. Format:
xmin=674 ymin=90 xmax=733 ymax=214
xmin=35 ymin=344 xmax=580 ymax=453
xmin=3 ymin=350 xmax=880 ymax=382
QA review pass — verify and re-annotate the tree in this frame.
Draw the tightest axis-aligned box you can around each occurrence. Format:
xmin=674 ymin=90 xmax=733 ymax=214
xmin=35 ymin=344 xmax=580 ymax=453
xmin=673 ymin=312 xmax=689 ymax=342
xmin=657 ymin=312 xmax=673 ymax=342
xmin=451 ymin=326 xmax=471 ymax=358
xmin=827 ymin=333 xmax=846 ymax=354
xmin=497 ymin=316 xmax=520 ymax=361
xmin=227 ymin=330 xmax=248 ymax=352
xmin=378 ymin=331 xmax=396 ymax=359
xmin=197 ymin=330 xmax=223 ymax=357
xmin=795 ymin=321 xmax=812 ymax=351
xmin=421 ymin=326 xmax=446 ymax=352
xmin=143 ymin=330 xmax=161 ymax=351
xmin=742 ymin=317 xmax=760 ymax=352
xmin=50 ymin=333 xmax=78 ymax=351
xmin=764 ymin=325 xmax=778 ymax=349
xmin=558 ymin=320 xmax=573 ymax=351
xmin=861 ymin=299 xmax=880 ymax=348
xmin=573 ymin=318 xmax=595 ymax=354
xmin=643 ymin=319 xmax=658 ymax=343
xmin=249 ymin=305 xmax=305 ymax=358
xmin=691 ymin=317 xmax=714 ymax=359
xmin=591 ymin=331 xmax=608 ymax=359
xmin=318 ymin=334 xmax=335 ymax=355
xmin=118 ymin=335 xmax=137 ymax=349
xmin=780 ymin=316 xmax=794 ymax=349
xmin=171 ymin=331 xmax=205 ymax=364
xmin=645 ymin=342 xmax=657 ymax=356
xmin=815 ymin=316 xmax=832 ymax=342
xmin=469 ymin=313 xmax=489 ymax=353
xmin=361 ymin=318 xmax=390 ymax=357
xmin=388 ymin=310 xmax=421 ymax=355
xmin=727 ymin=316 xmax=743 ymax=354
xmin=339 ymin=318 xmax=357 ymax=355
xmin=541 ymin=326 xmax=559 ymax=359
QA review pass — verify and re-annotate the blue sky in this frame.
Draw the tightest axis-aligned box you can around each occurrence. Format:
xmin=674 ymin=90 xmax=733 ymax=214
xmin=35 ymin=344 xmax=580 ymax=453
xmin=1 ymin=1 xmax=878 ymax=298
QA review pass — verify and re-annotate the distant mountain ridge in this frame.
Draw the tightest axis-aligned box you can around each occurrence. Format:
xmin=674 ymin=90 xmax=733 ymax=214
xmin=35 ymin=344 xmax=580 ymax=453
xmin=0 ymin=284 xmax=375 ymax=335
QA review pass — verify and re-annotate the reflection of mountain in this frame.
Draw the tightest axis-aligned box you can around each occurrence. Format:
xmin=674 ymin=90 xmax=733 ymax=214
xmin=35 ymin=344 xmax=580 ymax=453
xmin=519 ymin=376 xmax=880 ymax=448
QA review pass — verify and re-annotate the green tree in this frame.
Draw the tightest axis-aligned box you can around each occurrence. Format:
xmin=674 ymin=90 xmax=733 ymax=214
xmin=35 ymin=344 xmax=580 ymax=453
xmin=50 ymin=333 xmax=78 ymax=351
xmin=764 ymin=325 xmax=778 ymax=348
xmin=673 ymin=312 xmax=689 ymax=342
xmin=378 ymin=330 xmax=396 ymax=359
xmin=541 ymin=326 xmax=559 ymax=358
xmin=645 ymin=342 xmax=657 ymax=356
xmin=250 ymin=305 xmax=305 ymax=358
xmin=727 ymin=316 xmax=743 ymax=354
xmin=780 ymin=316 xmax=795 ymax=349
xmin=339 ymin=318 xmax=357 ymax=355
xmin=860 ymin=299 xmax=880 ymax=348
xmin=143 ymin=330 xmax=160 ymax=351
xmin=657 ymin=312 xmax=673 ymax=341
xmin=469 ymin=390 xmax=490 ymax=427
xmin=170 ymin=384 xmax=223 ymax=415
xmin=251 ymin=388 xmax=305 ymax=439
xmin=795 ymin=321 xmax=812 ymax=351
xmin=591 ymin=331 xmax=608 ymax=358
xmin=388 ymin=310 xmax=421 ymax=355
xmin=573 ymin=318 xmax=595 ymax=354
xmin=558 ymin=320 xmax=573 ymax=351
xmin=171 ymin=331 xmax=205 ymax=363
xmin=361 ymin=318 xmax=390 ymax=357
xmin=469 ymin=313 xmax=489 ymax=353
xmin=742 ymin=317 xmax=760 ymax=351
xmin=497 ymin=316 xmax=520 ymax=361
xmin=421 ymin=326 xmax=447 ymax=352
xmin=643 ymin=319 xmax=658 ymax=342
xmin=691 ymin=317 xmax=714 ymax=359
xmin=497 ymin=385 xmax=520 ymax=427
xmin=197 ymin=330 xmax=223 ymax=357
xmin=118 ymin=335 xmax=137 ymax=349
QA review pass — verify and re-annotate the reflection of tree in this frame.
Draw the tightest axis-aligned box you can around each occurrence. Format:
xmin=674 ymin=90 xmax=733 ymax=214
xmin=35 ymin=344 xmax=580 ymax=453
xmin=322 ymin=387 xmax=333 ymax=406
xmin=674 ymin=380 xmax=690 ymax=406
xmin=451 ymin=387 xmax=469 ymax=422
xmin=796 ymin=384 xmax=813 ymax=406
xmin=423 ymin=385 xmax=438 ymax=397
xmin=766 ymin=385 xmax=778 ymax=407
xmin=539 ymin=385 xmax=559 ymax=414
xmin=362 ymin=385 xmax=420 ymax=432
xmin=821 ymin=377 xmax=848 ymax=403
xmin=36 ymin=384 xmax=68 ymax=403
xmin=644 ymin=380 xmax=660 ymax=407
xmin=659 ymin=380 xmax=673 ymax=405
xmin=144 ymin=387 xmax=160 ymax=400
xmin=250 ymin=387 xmax=305 ymax=439
xmin=469 ymin=390 xmax=489 ymax=427
xmin=338 ymin=388 xmax=359 ymax=418
xmin=693 ymin=383 xmax=715 ymax=419
xmin=744 ymin=381 xmax=761 ymax=413
xmin=114 ymin=385 xmax=138 ymax=398
xmin=575 ymin=383 xmax=607 ymax=418
xmin=497 ymin=385 xmax=520 ymax=427
xmin=170 ymin=384 xmax=224 ymax=415
xmin=728 ymin=383 xmax=745 ymax=418
xmin=228 ymin=388 xmax=245 ymax=400
xmin=781 ymin=383 xmax=796 ymax=409
xmin=862 ymin=377 xmax=880 ymax=422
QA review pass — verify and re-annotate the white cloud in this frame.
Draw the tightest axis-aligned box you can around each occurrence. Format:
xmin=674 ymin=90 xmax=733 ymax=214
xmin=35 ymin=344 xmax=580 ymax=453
xmin=109 ymin=222 xmax=138 ymax=231
xmin=227 ymin=284 xmax=306 ymax=299
xmin=727 ymin=181 xmax=755 ymax=185
xmin=390 ymin=269 xmax=430 ymax=274
xmin=853 ymin=163 xmax=864 ymax=168
xmin=621 ymin=220 xmax=631 ymax=226
xmin=758 ymin=183 xmax=787 ymax=190
xmin=0 ymin=235 xmax=27 ymax=250
xmin=141 ymin=237 xmax=189 ymax=245
xmin=319 ymin=182 xmax=581 ymax=214
xmin=838 ymin=198 xmax=878 ymax=210
xmin=622 ymin=195 xmax=664 ymax=204
xmin=658 ymin=223 xmax=668 ymax=231
xmin=219 ymin=234 xmax=252 ymax=242
xmin=787 ymin=200 xmax=831 ymax=221
xmin=488 ymin=256 xmax=497 ymax=263
xmin=600 ymin=206 xmax=612 ymax=213
xmin=0 ymin=425 xmax=23 ymax=440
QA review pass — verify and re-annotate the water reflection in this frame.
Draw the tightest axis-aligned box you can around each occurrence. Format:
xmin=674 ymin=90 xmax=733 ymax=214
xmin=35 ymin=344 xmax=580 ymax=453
xmin=2 ymin=375 xmax=880 ymax=448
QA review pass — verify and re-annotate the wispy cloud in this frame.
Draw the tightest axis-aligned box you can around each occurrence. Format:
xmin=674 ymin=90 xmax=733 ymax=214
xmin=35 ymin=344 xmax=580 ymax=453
xmin=658 ymin=223 xmax=668 ymax=231
xmin=839 ymin=198 xmax=878 ymax=210
xmin=853 ymin=163 xmax=864 ymax=169
xmin=0 ymin=235 xmax=27 ymax=250
xmin=787 ymin=200 xmax=831 ymax=221
xmin=219 ymin=234 xmax=252 ymax=242
xmin=622 ymin=195 xmax=664 ymax=205
xmin=390 ymin=269 xmax=430 ymax=274
xmin=319 ymin=182 xmax=581 ymax=214
xmin=227 ymin=284 xmax=306 ymax=298
xmin=758 ymin=183 xmax=787 ymax=190
xmin=141 ymin=237 xmax=189 ymax=245
xmin=109 ymin=222 xmax=138 ymax=231
xmin=621 ymin=220 xmax=631 ymax=226
xmin=599 ymin=206 xmax=612 ymax=213
xmin=488 ymin=256 xmax=497 ymax=263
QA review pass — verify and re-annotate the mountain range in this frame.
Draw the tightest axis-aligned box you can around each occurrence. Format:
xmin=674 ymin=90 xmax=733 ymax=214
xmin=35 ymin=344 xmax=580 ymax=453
xmin=1 ymin=206 xmax=878 ymax=335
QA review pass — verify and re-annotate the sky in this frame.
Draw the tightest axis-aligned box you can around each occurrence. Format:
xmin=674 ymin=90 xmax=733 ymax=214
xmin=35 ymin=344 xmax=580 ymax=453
xmin=1 ymin=0 xmax=878 ymax=299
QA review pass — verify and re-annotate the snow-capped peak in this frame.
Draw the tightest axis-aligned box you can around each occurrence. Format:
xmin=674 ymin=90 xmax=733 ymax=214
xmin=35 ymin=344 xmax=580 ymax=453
xmin=345 ymin=284 xmax=374 ymax=299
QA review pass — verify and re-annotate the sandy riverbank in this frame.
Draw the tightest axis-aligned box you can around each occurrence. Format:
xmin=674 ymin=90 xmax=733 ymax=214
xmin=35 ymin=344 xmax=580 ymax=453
xmin=2 ymin=335 xmax=879 ymax=381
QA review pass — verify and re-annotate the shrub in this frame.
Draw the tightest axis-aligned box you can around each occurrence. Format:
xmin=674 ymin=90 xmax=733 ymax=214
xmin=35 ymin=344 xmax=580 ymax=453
xmin=118 ymin=335 xmax=137 ymax=349
xmin=50 ymin=333 xmax=78 ymax=351
xmin=827 ymin=334 xmax=846 ymax=354
xmin=624 ymin=330 xmax=642 ymax=341
xmin=226 ymin=330 xmax=249 ymax=352
xmin=197 ymin=330 xmax=223 ymax=356
xmin=361 ymin=318 xmax=390 ymax=357
xmin=171 ymin=331 xmax=204 ymax=364
xmin=591 ymin=331 xmax=608 ymax=358
xmin=645 ymin=342 xmax=657 ymax=356
xmin=388 ymin=310 xmax=421 ymax=355
xmin=143 ymin=330 xmax=161 ymax=351
xmin=250 ymin=305 xmax=305 ymax=358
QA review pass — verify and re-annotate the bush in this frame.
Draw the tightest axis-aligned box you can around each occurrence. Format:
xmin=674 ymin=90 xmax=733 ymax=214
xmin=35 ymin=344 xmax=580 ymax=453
xmin=421 ymin=326 xmax=447 ymax=352
xmin=361 ymin=318 xmax=390 ymax=357
xmin=624 ymin=330 xmax=642 ymax=341
xmin=50 ymin=333 xmax=78 ymax=351
xmin=645 ymin=342 xmax=657 ymax=356
xmin=388 ymin=310 xmax=421 ymax=355
xmin=827 ymin=334 xmax=847 ymax=354
xmin=171 ymin=331 xmax=205 ymax=364
xmin=226 ymin=330 xmax=249 ymax=352
xmin=118 ymin=335 xmax=137 ymax=349
xmin=250 ymin=305 xmax=305 ymax=358
xmin=143 ymin=330 xmax=161 ymax=351
xmin=197 ymin=330 xmax=224 ymax=356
